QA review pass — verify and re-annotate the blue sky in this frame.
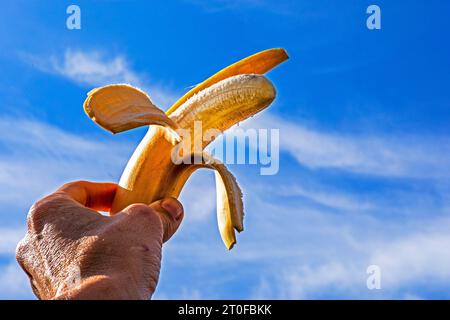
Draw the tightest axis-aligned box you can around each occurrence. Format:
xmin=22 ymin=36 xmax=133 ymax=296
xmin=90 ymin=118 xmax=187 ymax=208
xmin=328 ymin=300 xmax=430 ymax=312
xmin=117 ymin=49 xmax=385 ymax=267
xmin=1 ymin=0 xmax=450 ymax=299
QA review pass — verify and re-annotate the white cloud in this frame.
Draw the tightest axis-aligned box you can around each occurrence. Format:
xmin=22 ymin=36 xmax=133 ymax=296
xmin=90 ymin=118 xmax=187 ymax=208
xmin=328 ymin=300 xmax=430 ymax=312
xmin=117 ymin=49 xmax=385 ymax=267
xmin=0 ymin=116 xmax=131 ymax=206
xmin=22 ymin=49 xmax=178 ymax=108
xmin=0 ymin=116 xmax=135 ymax=299
xmin=25 ymin=49 xmax=450 ymax=178
xmin=281 ymin=262 xmax=361 ymax=299
xmin=0 ymin=262 xmax=33 ymax=299
xmin=249 ymin=208 xmax=450 ymax=299
xmin=0 ymin=115 xmax=226 ymax=299
xmin=159 ymin=173 xmax=450 ymax=299
xmin=371 ymin=227 xmax=450 ymax=287
xmin=241 ymin=113 xmax=450 ymax=179
xmin=178 ymin=171 xmax=217 ymax=221
xmin=1 ymin=113 xmax=450 ymax=299
xmin=0 ymin=227 xmax=25 ymax=254
xmin=52 ymin=50 xmax=141 ymax=86
xmin=272 ymin=184 xmax=374 ymax=212
xmin=275 ymin=224 xmax=450 ymax=299
xmin=0 ymin=115 xmax=220 ymax=250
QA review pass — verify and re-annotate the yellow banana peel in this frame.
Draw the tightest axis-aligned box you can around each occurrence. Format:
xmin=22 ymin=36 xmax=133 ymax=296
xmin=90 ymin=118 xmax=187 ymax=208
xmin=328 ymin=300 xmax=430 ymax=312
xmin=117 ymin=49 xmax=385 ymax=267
xmin=83 ymin=48 xmax=288 ymax=249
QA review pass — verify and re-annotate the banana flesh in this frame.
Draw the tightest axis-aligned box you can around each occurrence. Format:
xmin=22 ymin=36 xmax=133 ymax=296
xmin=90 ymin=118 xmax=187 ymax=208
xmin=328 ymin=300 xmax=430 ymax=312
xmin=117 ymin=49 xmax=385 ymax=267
xmin=167 ymin=48 xmax=288 ymax=115
xmin=84 ymin=84 xmax=178 ymax=134
xmin=161 ymin=153 xmax=243 ymax=249
xmin=83 ymin=48 xmax=288 ymax=249
xmin=170 ymin=74 xmax=275 ymax=149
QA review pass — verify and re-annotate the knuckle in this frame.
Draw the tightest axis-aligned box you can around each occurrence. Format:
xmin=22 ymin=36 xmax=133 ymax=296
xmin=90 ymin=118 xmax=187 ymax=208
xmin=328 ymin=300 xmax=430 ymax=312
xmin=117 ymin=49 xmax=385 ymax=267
xmin=126 ymin=203 xmax=152 ymax=213
xmin=60 ymin=180 xmax=89 ymax=190
xmin=122 ymin=203 xmax=163 ymax=232
xmin=26 ymin=193 xmax=69 ymax=232
xmin=126 ymin=204 xmax=157 ymax=219
xmin=15 ymin=236 xmax=34 ymax=277
xmin=15 ymin=237 xmax=28 ymax=264
xmin=27 ymin=199 xmax=48 ymax=232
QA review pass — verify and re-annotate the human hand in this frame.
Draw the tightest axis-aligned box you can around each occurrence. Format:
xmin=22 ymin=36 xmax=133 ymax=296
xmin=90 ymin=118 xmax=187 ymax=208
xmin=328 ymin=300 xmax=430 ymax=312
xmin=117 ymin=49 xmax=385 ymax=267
xmin=16 ymin=181 xmax=184 ymax=300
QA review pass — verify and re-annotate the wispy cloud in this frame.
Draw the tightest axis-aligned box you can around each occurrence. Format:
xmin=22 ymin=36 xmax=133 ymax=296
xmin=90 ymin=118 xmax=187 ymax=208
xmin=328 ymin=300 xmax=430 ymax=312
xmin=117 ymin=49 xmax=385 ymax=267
xmin=0 ymin=115 xmax=219 ymax=298
xmin=271 ymin=217 xmax=450 ymax=299
xmin=372 ymin=226 xmax=450 ymax=287
xmin=241 ymin=113 xmax=450 ymax=179
xmin=162 ymin=189 xmax=450 ymax=299
xmin=0 ymin=116 xmax=131 ymax=206
xmin=25 ymin=50 xmax=448 ymax=180
xmin=2 ymin=113 xmax=450 ymax=299
xmin=157 ymin=110 xmax=450 ymax=298
xmin=0 ymin=115 xmax=218 ymax=220
xmin=179 ymin=171 xmax=217 ymax=221
xmin=22 ymin=49 xmax=178 ymax=108
xmin=0 ymin=227 xmax=25 ymax=254
xmin=273 ymin=184 xmax=375 ymax=212
xmin=0 ymin=262 xmax=32 ymax=299
xmin=0 ymin=114 xmax=250 ymax=299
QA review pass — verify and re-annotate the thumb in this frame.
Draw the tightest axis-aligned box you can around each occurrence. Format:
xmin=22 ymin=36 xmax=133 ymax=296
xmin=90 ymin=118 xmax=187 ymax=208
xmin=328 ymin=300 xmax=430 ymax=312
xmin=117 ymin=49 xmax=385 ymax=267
xmin=149 ymin=197 xmax=184 ymax=242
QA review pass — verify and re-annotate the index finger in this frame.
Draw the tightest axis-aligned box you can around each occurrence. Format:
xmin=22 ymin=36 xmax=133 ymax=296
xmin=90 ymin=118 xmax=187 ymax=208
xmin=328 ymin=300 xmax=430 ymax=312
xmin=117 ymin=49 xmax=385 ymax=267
xmin=57 ymin=181 xmax=118 ymax=212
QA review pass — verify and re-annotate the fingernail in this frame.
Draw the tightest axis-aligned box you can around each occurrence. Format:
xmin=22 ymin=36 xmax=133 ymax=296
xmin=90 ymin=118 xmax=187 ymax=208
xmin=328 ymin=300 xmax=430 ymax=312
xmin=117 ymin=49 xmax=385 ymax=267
xmin=161 ymin=198 xmax=183 ymax=220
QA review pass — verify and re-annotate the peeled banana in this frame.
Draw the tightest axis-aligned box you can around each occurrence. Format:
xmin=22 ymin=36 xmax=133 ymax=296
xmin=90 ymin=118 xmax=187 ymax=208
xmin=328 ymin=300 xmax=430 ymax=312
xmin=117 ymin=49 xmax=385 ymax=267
xmin=83 ymin=48 xmax=288 ymax=249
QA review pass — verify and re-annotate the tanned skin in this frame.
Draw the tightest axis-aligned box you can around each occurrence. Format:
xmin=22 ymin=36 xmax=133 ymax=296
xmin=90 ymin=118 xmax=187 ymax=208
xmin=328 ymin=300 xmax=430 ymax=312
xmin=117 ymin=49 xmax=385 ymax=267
xmin=16 ymin=181 xmax=184 ymax=300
